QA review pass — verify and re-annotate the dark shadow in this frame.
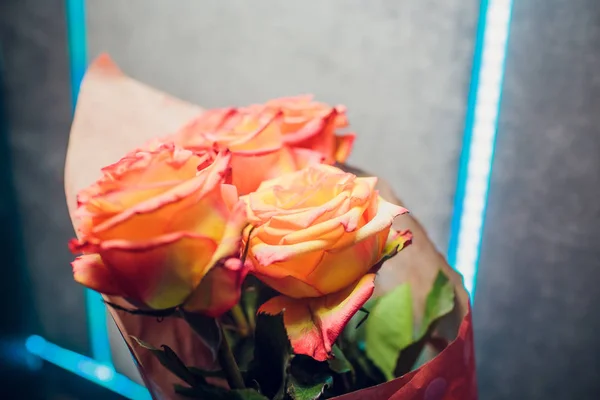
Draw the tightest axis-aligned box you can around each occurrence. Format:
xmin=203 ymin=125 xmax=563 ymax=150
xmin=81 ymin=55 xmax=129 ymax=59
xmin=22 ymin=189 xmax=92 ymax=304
xmin=0 ymin=41 xmax=41 ymax=399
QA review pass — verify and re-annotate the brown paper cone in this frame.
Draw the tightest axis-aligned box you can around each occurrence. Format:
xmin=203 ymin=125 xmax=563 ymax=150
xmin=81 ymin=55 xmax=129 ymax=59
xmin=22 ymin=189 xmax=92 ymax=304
xmin=65 ymin=54 xmax=210 ymax=399
xmin=64 ymin=55 xmax=476 ymax=400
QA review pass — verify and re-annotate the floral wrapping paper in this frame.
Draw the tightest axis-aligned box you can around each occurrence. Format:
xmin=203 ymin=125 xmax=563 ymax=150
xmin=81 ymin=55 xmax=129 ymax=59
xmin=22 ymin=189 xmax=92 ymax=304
xmin=64 ymin=56 xmax=476 ymax=400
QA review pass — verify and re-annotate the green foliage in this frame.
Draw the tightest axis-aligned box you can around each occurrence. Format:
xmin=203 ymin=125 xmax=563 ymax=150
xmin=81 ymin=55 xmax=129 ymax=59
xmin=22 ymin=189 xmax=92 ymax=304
xmin=362 ymin=271 xmax=455 ymax=381
xmin=242 ymin=285 xmax=259 ymax=331
xmin=364 ymin=284 xmax=414 ymax=380
xmin=130 ymin=337 xmax=203 ymax=387
xmin=187 ymin=367 xmax=226 ymax=380
xmin=247 ymin=313 xmax=292 ymax=400
xmin=245 ymin=313 xmax=342 ymax=400
xmin=419 ymin=271 xmax=455 ymax=339
xmin=393 ymin=271 xmax=455 ymax=376
xmin=287 ymin=374 xmax=333 ymax=400
xmin=233 ymin=336 xmax=256 ymax=372
xmin=286 ymin=355 xmax=334 ymax=400
xmin=343 ymin=298 xmax=377 ymax=344
xmin=328 ymin=345 xmax=353 ymax=376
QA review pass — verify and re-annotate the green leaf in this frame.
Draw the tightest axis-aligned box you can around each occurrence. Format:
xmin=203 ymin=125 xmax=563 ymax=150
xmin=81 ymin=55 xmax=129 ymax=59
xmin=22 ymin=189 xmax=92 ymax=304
xmin=344 ymin=298 xmax=378 ymax=344
xmin=175 ymin=384 xmax=269 ymax=399
xmin=417 ymin=271 xmax=455 ymax=339
xmin=338 ymin=340 xmax=386 ymax=387
xmin=131 ymin=337 xmax=201 ymax=387
xmin=364 ymin=284 xmax=413 ymax=380
xmin=247 ymin=313 xmax=292 ymax=400
xmin=286 ymin=354 xmax=335 ymax=399
xmin=286 ymin=356 xmax=333 ymax=400
xmin=187 ymin=367 xmax=226 ymax=380
xmin=233 ymin=336 xmax=256 ymax=372
xmin=393 ymin=336 xmax=429 ymax=377
xmin=393 ymin=271 xmax=455 ymax=376
xmin=287 ymin=374 xmax=333 ymax=400
xmin=328 ymin=345 xmax=353 ymax=375
xmin=363 ymin=271 xmax=456 ymax=380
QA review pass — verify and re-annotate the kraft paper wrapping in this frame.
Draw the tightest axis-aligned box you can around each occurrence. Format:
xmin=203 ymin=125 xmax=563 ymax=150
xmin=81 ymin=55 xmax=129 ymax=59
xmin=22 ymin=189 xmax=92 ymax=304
xmin=64 ymin=55 xmax=477 ymax=400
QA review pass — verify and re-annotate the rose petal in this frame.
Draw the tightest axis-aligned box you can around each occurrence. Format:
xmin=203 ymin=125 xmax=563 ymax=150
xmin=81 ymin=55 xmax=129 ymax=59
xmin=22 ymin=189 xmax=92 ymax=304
xmin=230 ymin=150 xmax=287 ymax=195
xmin=80 ymin=232 xmax=220 ymax=310
xmin=289 ymin=147 xmax=327 ymax=170
xmin=220 ymin=184 xmax=239 ymax=211
xmin=72 ymin=254 xmax=123 ymax=295
xmin=356 ymin=176 xmax=378 ymax=193
xmin=225 ymin=113 xmax=283 ymax=154
xmin=277 ymin=208 xmax=361 ymax=246
xmin=262 ymin=191 xmax=353 ymax=232
xmin=253 ymin=163 xmax=343 ymax=194
xmin=168 ymin=108 xmax=239 ymax=150
xmin=183 ymin=258 xmax=250 ymax=316
xmin=304 ymin=234 xmax=382 ymax=295
xmin=181 ymin=200 xmax=248 ymax=315
xmin=354 ymin=198 xmax=409 ymax=243
xmin=281 ymin=112 xmax=333 ymax=144
xmin=259 ymin=273 xmax=376 ymax=361
xmin=76 ymin=144 xmax=207 ymax=231
xmin=245 ymin=164 xmax=351 ymax=224
xmin=250 ymin=239 xmax=331 ymax=266
xmin=378 ymin=229 xmax=414 ymax=267
xmin=246 ymin=174 xmax=371 ymax=235
xmin=273 ymin=175 xmax=375 ymax=239
xmin=90 ymin=151 xmax=233 ymax=242
xmin=278 ymin=107 xmax=352 ymax=164
xmin=205 ymin=200 xmax=248 ymax=268
xmin=251 ymin=211 xmax=412 ymax=298
xmin=230 ymin=143 xmax=325 ymax=196
xmin=334 ymin=133 xmax=356 ymax=163
xmin=252 ymin=272 xmax=324 ymax=298
xmin=287 ymin=110 xmax=338 ymax=163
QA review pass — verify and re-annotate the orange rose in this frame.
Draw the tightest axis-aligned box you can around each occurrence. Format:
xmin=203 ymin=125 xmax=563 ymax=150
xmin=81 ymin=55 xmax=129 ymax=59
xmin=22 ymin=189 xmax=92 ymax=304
xmin=168 ymin=108 xmax=324 ymax=195
xmin=243 ymin=164 xmax=412 ymax=360
xmin=69 ymin=144 xmax=248 ymax=315
xmin=244 ymin=95 xmax=355 ymax=164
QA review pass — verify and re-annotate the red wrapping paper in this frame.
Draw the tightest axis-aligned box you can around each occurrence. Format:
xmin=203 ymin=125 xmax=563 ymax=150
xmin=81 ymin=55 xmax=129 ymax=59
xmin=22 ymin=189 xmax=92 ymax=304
xmin=333 ymin=310 xmax=476 ymax=400
xmin=64 ymin=55 xmax=477 ymax=400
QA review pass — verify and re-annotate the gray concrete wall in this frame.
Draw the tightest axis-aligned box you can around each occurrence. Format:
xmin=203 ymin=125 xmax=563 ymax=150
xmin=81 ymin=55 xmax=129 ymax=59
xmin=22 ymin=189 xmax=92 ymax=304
xmin=86 ymin=0 xmax=478 ymax=251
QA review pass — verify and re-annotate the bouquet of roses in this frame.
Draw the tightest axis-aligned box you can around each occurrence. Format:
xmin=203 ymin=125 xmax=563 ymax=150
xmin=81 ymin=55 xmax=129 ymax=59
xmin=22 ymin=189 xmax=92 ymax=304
xmin=64 ymin=55 xmax=477 ymax=400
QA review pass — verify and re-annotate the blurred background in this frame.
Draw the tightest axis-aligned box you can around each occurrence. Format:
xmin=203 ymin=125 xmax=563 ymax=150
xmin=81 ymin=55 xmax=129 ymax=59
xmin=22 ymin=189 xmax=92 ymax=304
xmin=1 ymin=0 xmax=600 ymax=399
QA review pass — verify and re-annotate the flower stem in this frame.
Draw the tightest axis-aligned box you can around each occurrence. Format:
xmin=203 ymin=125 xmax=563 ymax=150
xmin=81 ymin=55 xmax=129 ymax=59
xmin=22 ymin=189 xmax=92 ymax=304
xmin=231 ymin=304 xmax=250 ymax=337
xmin=216 ymin=321 xmax=246 ymax=390
xmin=245 ymin=302 xmax=256 ymax=331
